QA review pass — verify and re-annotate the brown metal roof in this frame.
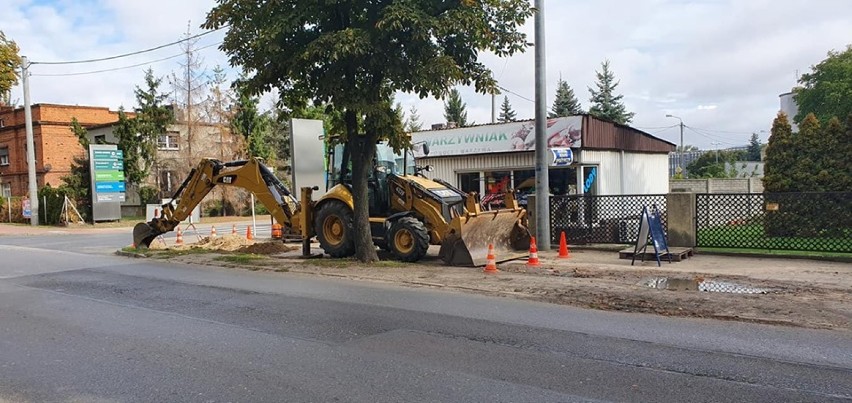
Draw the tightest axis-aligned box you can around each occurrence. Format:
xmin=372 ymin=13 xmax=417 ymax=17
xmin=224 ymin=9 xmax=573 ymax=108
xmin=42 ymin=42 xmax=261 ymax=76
xmin=581 ymin=115 xmax=675 ymax=153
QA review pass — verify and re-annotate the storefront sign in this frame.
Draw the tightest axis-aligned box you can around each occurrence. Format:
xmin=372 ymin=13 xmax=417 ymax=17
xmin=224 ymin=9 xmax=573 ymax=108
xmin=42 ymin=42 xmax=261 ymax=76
xmin=413 ymin=116 xmax=582 ymax=157
xmin=549 ymin=148 xmax=573 ymax=166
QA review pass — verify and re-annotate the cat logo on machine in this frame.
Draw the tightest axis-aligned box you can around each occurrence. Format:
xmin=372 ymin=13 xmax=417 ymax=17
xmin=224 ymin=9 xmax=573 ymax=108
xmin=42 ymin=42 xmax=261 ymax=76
xmin=392 ymin=183 xmax=406 ymax=198
xmin=221 ymin=176 xmax=235 ymax=184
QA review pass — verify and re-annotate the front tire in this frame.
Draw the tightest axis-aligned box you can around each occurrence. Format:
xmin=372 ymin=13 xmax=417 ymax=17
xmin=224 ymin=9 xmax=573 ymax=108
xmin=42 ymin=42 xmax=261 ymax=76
xmin=388 ymin=217 xmax=430 ymax=262
xmin=315 ymin=201 xmax=356 ymax=258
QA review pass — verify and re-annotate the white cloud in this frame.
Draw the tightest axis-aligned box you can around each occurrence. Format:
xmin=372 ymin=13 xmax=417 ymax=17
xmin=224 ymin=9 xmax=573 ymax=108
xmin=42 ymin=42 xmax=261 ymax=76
xmin=5 ymin=0 xmax=851 ymax=149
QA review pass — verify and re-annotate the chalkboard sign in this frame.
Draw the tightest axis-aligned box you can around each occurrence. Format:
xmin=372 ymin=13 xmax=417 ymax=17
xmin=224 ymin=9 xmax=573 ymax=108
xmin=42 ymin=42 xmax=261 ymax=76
xmin=631 ymin=205 xmax=672 ymax=266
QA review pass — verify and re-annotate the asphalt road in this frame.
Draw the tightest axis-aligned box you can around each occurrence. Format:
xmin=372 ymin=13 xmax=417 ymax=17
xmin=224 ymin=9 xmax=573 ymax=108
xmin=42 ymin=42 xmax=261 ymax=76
xmin=1 ymin=234 xmax=851 ymax=402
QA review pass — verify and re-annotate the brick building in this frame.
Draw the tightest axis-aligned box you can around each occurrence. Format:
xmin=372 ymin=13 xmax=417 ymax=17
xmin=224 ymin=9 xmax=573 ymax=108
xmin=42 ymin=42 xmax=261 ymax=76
xmin=0 ymin=104 xmax=125 ymax=197
xmin=87 ymin=119 xmax=243 ymax=213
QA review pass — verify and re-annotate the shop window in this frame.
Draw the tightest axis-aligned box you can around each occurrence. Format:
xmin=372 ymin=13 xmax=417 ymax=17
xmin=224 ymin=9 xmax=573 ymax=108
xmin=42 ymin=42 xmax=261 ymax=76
xmin=158 ymin=131 xmax=180 ymax=150
xmin=548 ymin=167 xmax=577 ymax=196
xmin=0 ymin=147 xmax=8 ymax=166
xmin=582 ymin=166 xmax=598 ymax=195
xmin=482 ymin=170 xmax=511 ymax=208
xmin=458 ymin=172 xmax=480 ymax=195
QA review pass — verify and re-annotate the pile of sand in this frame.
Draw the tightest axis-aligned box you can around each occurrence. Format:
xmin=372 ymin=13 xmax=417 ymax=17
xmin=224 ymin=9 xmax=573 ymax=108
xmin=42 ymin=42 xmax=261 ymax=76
xmin=191 ymin=235 xmax=254 ymax=251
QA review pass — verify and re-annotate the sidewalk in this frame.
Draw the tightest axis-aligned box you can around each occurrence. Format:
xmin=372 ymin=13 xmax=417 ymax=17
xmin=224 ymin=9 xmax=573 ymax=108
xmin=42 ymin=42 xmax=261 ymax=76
xmin=0 ymin=215 xmax=269 ymax=237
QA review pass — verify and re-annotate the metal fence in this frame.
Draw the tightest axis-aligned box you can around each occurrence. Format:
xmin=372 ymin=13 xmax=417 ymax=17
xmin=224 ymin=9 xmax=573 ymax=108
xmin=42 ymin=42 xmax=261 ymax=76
xmin=549 ymin=194 xmax=667 ymax=245
xmin=696 ymin=192 xmax=852 ymax=253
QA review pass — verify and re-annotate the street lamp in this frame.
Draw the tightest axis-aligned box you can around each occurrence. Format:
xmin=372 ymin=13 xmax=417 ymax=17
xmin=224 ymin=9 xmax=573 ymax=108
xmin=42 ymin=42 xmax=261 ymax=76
xmin=666 ymin=114 xmax=684 ymax=172
xmin=710 ymin=141 xmax=721 ymax=164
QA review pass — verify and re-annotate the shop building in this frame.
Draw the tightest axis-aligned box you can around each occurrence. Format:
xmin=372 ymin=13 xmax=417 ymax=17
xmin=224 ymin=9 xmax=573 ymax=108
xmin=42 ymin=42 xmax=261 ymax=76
xmin=412 ymin=115 xmax=675 ymax=206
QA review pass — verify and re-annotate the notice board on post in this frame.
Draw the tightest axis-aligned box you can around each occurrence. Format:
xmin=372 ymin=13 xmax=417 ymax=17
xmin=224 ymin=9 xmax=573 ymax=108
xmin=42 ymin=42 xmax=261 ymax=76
xmin=631 ymin=205 xmax=671 ymax=266
xmin=89 ymin=144 xmax=125 ymax=222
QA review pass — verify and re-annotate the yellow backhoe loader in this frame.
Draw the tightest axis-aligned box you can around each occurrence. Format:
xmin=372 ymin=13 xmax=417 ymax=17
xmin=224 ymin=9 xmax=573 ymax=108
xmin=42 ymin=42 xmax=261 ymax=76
xmin=133 ymin=141 xmax=530 ymax=266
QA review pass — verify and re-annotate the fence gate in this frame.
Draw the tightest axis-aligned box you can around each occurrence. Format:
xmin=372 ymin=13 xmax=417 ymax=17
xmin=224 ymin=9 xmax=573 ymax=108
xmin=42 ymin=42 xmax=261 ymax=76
xmin=695 ymin=192 xmax=852 ymax=253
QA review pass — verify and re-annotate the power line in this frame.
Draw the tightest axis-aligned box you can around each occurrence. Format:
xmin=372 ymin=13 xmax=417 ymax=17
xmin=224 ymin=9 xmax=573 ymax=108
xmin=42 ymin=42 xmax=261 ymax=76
xmin=686 ymin=125 xmax=756 ymax=135
xmin=684 ymin=126 xmax=738 ymax=146
xmin=31 ymin=42 xmax=222 ymax=77
xmin=497 ymin=85 xmax=534 ymax=103
xmin=30 ymin=27 xmax=226 ymax=66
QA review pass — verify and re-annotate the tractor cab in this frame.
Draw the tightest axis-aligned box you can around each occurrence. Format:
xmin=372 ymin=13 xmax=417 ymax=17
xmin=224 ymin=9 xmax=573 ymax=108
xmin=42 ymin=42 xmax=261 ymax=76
xmin=327 ymin=141 xmax=418 ymax=217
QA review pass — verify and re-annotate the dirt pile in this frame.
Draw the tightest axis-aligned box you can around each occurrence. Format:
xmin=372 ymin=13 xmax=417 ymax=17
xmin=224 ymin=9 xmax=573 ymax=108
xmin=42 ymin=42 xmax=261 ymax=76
xmin=237 ymin=242 xmax=297 ymax=255
xmin=192 ymin=235 xmax=254 ymax=251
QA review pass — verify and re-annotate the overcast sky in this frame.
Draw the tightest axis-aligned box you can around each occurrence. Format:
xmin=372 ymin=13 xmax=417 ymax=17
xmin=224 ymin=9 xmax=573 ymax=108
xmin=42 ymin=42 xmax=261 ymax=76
xmin=5 ymin=0 xmax=851 ymax=149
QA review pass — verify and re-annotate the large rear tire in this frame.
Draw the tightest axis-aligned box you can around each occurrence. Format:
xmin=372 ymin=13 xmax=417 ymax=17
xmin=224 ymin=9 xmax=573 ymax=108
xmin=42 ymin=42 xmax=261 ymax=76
xmin=388 ymin=217 xmax=430 ymax=262
xmin=315 ymin=201 xmax=356 ymax=258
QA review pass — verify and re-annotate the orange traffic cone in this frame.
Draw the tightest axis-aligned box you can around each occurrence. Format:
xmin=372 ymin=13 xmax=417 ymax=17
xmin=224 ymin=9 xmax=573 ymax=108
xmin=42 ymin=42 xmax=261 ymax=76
xmin=558 ymin=231 xmax=570 ymax=259
xmin=246 ymin=225 xmax=253 ymax=240
xmin=175 ymin=227 xmax=184 ymax=246
xmin=483 ymin=244 xmax=499 ymax=273
xmin=527 ymin=236 xmax=541 ymax=267
xmin=210 ymin=225 xmax=217 ymax=238
xmin=231 ymin=224 xmax=237 ymax=235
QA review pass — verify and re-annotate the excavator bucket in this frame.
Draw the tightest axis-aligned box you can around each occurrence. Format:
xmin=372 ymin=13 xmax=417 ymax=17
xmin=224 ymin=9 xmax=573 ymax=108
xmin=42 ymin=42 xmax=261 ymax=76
xmin=133 ymin=221 xmax=164 ymax=249
xmin=439 ymin=209 xmax=531 ymax=267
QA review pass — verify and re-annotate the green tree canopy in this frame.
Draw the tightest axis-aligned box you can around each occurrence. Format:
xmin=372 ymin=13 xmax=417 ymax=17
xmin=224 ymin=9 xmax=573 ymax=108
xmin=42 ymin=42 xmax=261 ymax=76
xmin=745 ymin=133 xmax=762 ymax=161
xmin=498 ymin=96 xmax=516 ymax=122
xmin=0 ymin=31 xmax=21 ymax=105
xmin=794 ymin=45 xmax=852 ymax=125
xmin=588 ymin=60 xmax=634 ymax=124
xmin=444 ymin=88 xmax=469 ymax=127
xmin=232 ymin=85 xmax=273 ymax=161
xmin=404 ymin=105 xmax=423 ymax=133
xmin=549 ymin=79 xmax=582 ymax=117
xmin=115 ymin=69 xmax=175 ymax=188
xmin=204 ymin=0 xmax=534 ymax=262
xmin=763 ymin=112 xmax=796 ymax=192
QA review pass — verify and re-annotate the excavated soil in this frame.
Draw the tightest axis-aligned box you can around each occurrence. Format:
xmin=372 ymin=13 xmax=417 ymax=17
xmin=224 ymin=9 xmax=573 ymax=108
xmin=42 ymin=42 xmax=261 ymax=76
xmin=140 ymin=241 xmax=852 ymax=332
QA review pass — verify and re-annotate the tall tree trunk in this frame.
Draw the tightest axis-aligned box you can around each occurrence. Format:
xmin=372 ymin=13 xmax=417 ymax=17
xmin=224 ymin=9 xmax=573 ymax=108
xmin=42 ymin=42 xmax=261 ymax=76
xmin=346 ymin=110 xmax=379 ymax=263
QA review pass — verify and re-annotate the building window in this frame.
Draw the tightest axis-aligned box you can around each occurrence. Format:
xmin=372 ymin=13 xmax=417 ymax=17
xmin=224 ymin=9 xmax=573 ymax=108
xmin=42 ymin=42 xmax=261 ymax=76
xmin=157 ymin=131 xmax=180 ymax=150
xmin=458 ymin=172 xmax=480 ymax=195
xmin=1 ymin=182 xmax=10 ymax=198
xmin=160 ymin=170 xmax=178 ymax=193
xmin=0 ymin=147 xmax=8 ymax=166
xmin=550 ymin=167 xmax=578 ymax=196
xmin=94 ymin=135 xmax=107 ymax=144
xmin=0 ymin=119 xmax=5 ymax=128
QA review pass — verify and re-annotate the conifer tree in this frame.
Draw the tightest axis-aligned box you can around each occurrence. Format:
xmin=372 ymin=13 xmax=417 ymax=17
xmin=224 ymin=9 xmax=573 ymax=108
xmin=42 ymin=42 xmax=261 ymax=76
xmin=498 ymin=96 xmax=517 ymax=122
xmin=763 ymin=112 xmax=796 ymax=192
xmin=588 ymin=60 xmax=634 ymax=124
xmin=443 ymin=89 xmax=469 ymax=127
xmin=549 ymin=79 xmax=582 ymax=117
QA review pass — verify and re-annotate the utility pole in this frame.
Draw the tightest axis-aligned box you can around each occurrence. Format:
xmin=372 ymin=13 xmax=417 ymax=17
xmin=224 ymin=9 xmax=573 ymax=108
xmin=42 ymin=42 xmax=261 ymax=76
xmin=22 ymin=56 xmax=38 ymax=226
xmin=491 ymin=91 xmax=496 ymax=124
xmin=533 ymin=0 xmax=550 ymax=250
xmin=666 ymin=114 xmax=684 ymax=175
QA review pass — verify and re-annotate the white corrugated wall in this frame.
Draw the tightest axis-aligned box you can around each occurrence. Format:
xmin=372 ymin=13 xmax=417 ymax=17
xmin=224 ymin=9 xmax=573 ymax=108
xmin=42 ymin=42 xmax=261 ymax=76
xmin=580 ymin=150 xmax=668 ymax=194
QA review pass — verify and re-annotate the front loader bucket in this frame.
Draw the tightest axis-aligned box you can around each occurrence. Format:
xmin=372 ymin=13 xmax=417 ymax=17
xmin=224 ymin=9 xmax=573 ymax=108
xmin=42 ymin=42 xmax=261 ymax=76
xmin=133 ymin=222 xmax=163 ymax=249
xmin=439 ymin=210 xmax=531 ymax=267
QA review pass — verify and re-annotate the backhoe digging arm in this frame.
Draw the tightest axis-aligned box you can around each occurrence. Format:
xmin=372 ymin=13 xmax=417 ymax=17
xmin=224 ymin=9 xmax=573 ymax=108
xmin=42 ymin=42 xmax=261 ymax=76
xmin=133 ymin=158 xmax=302 ymax=248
